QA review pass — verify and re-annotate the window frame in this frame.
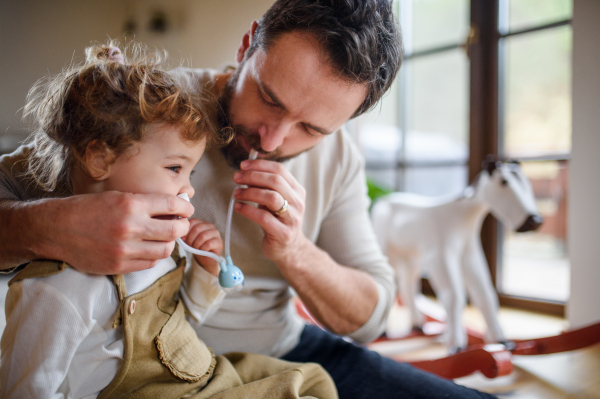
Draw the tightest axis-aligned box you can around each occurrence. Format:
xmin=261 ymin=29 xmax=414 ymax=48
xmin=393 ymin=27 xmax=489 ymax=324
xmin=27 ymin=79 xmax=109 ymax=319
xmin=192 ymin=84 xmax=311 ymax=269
xmin=471 ymin=0 xmax=571 ymax=316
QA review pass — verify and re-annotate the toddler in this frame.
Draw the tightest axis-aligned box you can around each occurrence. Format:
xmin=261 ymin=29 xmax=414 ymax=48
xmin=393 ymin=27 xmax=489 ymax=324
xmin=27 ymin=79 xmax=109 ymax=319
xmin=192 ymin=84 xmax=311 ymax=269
xmin=0 ymin=43 xmax=336 ymax=399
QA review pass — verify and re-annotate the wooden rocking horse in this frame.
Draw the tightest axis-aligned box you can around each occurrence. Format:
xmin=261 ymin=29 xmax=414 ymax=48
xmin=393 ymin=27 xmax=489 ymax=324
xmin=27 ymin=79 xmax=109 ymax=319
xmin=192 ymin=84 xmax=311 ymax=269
xmin=371 ymin=157 xmax=543 ymax=353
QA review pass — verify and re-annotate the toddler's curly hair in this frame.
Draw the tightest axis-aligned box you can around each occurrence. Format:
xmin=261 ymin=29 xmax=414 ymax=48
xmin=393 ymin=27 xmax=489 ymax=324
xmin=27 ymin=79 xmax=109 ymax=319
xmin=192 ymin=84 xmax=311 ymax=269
xmin=23 ymin=41 xmax=228 ymax=193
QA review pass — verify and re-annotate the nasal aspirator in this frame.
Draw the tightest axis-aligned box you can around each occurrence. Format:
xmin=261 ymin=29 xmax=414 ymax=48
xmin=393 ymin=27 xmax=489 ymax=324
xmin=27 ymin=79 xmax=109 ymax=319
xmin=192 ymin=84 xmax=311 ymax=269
xmin=175 ymin=149 xmax=258 ymax=288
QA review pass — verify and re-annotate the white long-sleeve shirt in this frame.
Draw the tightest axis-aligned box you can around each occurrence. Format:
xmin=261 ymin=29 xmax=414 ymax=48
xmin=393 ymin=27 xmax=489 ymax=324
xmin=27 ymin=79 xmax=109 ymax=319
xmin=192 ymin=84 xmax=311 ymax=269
xmin=0 ymin=255 xmax=225 ymax=398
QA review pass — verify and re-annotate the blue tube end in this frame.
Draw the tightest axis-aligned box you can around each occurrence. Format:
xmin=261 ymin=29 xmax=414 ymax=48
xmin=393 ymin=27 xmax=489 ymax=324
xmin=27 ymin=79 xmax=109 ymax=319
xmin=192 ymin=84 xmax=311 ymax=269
xmin=218 ymin=262 xmax=244 ymax=288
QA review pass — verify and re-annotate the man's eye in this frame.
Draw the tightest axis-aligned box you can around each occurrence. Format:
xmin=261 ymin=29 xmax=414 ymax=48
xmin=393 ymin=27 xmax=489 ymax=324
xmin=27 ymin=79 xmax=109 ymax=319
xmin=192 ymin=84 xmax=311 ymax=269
xmin=167 ymin=165 xmax=182 ymax=173
xmin=302 ymin=124 xmax=318 ymax=137
xmin=260 ymin=94 xmax=277 ymax=107
xmin=258 ymin=89 xmax=278 ymax=108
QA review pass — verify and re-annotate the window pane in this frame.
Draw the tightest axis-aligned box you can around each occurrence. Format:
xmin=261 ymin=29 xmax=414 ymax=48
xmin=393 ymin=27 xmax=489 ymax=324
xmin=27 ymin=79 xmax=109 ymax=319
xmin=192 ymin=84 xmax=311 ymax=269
xmin=354 ymin=123 xmax=469 ymax=196
xmin=354 ymin=4 xmax=470 ymax=197
xmin=500 ymin=160 xmax=569 ymax=302
xmin=406 ymin=50 xmax=469 ymax=150
xmin=400 ymin=0 xmax=470 ymax=53
xmin=502 ymin=26 xmax=572 ymax=158
xmin=403 ymin=165 xmax=468 ymax=196
xmin=507 ymin=0 xmax=572 ymax=32
xmin=351 ymin=47 xmax=470 ymax=196
xmin=354 ymin=122 xmax=402 ymax=191
xmin=407 ymin=50 xmax=469 ymax=150
xmin=366 ymin=168 xmax=399 ymax=193
xmin=349 ymin=77 xmax=400 ymax=191
xmin=394 ymin=48 xmax=470 ymax=195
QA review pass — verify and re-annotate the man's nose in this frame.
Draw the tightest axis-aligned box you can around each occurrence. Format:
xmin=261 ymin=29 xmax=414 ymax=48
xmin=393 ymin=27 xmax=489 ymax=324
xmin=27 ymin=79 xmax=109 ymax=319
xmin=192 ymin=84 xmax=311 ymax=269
xmin=258 ymin=119 xmax=292 ymax=152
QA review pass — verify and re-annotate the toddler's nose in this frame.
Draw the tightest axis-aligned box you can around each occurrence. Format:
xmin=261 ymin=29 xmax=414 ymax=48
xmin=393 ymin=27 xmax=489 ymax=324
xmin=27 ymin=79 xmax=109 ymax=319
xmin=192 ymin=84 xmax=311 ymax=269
xmin=179 ymin=184 xmax=195 ymax=200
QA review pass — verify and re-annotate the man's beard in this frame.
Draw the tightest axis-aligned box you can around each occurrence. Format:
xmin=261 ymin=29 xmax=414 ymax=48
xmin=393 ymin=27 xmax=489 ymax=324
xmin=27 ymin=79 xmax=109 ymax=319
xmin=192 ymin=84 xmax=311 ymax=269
xmin=217 ymin=67 xmax=308 ymax=169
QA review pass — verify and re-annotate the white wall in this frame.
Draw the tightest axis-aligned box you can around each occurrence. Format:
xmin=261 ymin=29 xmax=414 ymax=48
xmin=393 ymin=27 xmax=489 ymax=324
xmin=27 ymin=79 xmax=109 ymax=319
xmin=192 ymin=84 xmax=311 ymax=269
xmin=567 ymin=0 xmax=600 ymax=328
xmin=0 ymin=0 xmax=126 ymax=144
xmin=0 ymin=0 xmax=274 ymax=149
xmin=124 ymin=0 xmax=274 ymax=69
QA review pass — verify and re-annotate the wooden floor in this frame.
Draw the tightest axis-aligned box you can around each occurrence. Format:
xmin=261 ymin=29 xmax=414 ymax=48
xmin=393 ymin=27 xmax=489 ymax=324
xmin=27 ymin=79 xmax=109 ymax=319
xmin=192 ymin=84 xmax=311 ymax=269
xmin=370 ymin=300 xmax=600 ymax=398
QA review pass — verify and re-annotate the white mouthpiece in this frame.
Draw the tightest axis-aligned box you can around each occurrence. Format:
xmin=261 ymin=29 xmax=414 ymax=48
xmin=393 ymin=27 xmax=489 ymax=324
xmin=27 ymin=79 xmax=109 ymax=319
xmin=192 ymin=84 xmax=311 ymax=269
xmin=178 ymin=193 xmax=190 ymax=202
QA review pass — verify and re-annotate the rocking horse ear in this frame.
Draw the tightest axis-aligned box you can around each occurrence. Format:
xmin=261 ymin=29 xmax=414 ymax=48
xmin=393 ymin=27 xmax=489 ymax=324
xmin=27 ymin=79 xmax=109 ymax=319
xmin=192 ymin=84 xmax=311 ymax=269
xmin=482 ymin=155 xmax=500 ymax=175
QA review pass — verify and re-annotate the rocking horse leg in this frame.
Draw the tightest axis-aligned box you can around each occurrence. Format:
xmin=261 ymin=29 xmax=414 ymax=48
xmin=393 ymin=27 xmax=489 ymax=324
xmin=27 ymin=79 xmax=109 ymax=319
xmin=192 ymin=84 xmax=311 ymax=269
xmin=428 ymin=255 xmax=468 ymax=353
xmin=463 ymin=236 xmax=506 ymax=344
xmin=394 ymin=255 xmax=424 ymax=329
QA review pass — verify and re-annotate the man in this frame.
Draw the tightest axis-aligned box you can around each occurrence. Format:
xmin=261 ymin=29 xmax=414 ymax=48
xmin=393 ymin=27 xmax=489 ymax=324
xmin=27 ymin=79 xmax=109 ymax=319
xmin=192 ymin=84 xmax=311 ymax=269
xmin=0 ymin=0 xmax=495 ymax=397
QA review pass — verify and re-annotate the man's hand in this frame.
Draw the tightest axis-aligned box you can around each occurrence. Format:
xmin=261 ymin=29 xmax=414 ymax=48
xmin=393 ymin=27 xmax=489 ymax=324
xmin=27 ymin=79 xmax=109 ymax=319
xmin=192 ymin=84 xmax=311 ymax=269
xmin=232 ymin=159 xmax=308 ymax=268
xmin=182 ymin=218 xmax=223 ymax=277
xmin=0 ymin=191 xmax=194 ymax=274
xmin=232 ymin=158 xmax=379 ymax=336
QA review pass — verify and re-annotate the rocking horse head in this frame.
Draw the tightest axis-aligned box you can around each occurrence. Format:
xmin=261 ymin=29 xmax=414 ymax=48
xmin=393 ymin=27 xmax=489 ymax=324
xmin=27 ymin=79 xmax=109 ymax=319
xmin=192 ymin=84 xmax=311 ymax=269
xmin=474 ymin=156 xmax=543 ymax=232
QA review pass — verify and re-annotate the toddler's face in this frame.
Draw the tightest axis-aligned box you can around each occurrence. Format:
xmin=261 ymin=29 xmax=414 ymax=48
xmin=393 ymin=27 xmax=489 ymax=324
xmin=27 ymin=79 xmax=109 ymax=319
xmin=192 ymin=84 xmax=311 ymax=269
xmin=103 ymin=124 xmax=205 ymax=198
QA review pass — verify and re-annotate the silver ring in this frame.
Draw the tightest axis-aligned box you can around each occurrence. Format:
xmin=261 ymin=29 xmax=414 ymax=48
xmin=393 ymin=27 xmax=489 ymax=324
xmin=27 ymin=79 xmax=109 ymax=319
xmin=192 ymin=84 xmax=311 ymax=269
xmin=274 ymin=199 xmax=288 ymax=216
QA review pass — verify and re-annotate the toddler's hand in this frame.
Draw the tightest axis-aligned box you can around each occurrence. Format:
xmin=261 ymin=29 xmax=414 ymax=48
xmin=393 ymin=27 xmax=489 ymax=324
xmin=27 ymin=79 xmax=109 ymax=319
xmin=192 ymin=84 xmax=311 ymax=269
xmin=183 ymin=219 xmax=223 ymax=277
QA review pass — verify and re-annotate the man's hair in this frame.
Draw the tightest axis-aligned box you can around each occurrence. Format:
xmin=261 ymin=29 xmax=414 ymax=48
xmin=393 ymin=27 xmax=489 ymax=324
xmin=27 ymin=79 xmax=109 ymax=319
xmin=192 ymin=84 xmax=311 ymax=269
xmin=247 ymin=0 xmax=403 ymax=118
xmin=23 ymin=42 xmax=227 ymax=193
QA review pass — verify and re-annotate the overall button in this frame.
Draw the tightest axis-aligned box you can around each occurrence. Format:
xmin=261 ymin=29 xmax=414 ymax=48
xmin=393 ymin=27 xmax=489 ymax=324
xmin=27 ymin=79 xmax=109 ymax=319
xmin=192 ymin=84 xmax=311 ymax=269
xmin=129 ymin=300 xmax=136 ymax=315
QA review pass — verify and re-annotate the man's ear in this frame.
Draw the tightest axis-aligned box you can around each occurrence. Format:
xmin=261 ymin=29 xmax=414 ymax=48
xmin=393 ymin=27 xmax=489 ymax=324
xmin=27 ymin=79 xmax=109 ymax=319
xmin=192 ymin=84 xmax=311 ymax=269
xmin=236 ymin=20 xmax=259 ymax=64
xmin=82 ymin=140 xmax=114 ymax=181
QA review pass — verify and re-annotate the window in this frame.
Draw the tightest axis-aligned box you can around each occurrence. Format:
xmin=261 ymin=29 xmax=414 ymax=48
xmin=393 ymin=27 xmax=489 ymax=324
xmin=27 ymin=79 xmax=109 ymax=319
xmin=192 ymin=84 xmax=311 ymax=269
xmin=350 ymin=0 xmax=471 ymax=198
xmin=349 ymin=0 xmax=572 ymax=315
xmin=497 ymin=0 xmax=572 ymax=311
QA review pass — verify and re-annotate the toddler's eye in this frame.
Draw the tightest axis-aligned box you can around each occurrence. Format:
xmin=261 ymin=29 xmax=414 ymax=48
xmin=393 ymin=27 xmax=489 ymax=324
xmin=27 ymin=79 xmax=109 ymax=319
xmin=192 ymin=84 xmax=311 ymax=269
xmin=167 ymin=165 xmax=182 ymax=173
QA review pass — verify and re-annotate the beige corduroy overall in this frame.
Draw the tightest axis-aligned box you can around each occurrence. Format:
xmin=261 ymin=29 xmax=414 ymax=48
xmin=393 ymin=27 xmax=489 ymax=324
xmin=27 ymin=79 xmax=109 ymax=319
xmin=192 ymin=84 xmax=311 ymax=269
xmin=9 ymin=253 xmax=338 ymax=399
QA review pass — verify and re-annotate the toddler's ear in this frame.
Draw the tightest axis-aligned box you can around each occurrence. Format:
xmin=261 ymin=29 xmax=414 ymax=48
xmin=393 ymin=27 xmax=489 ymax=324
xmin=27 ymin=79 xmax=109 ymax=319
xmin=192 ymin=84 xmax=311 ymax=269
xmin=82 ymin=140 xmax=114 ymax=181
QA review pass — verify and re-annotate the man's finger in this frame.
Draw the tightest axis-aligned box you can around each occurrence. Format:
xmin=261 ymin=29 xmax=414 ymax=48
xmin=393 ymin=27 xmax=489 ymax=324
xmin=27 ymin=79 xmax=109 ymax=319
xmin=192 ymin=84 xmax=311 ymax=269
xmin=235 ymin=187 xmax=287 ymax=214
xmin=235 ymin=202 xmax=286 ymax=237
xmin=79 ymin=240 xmax=173 ymax=275
xmin=142 ymin=218 xmax=191 ymax=242
xmin=233 ymin=171 xmax=298 ymax=205
xmin=138 ymin=193 xmax=195 ymax=218
xmin=115 ymin=259 xmax=159 ymax=274
xmin=240 ymin=159 xmax=300 ymax=190
xmin=130 ymin=240 xmax=178 ymax=261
